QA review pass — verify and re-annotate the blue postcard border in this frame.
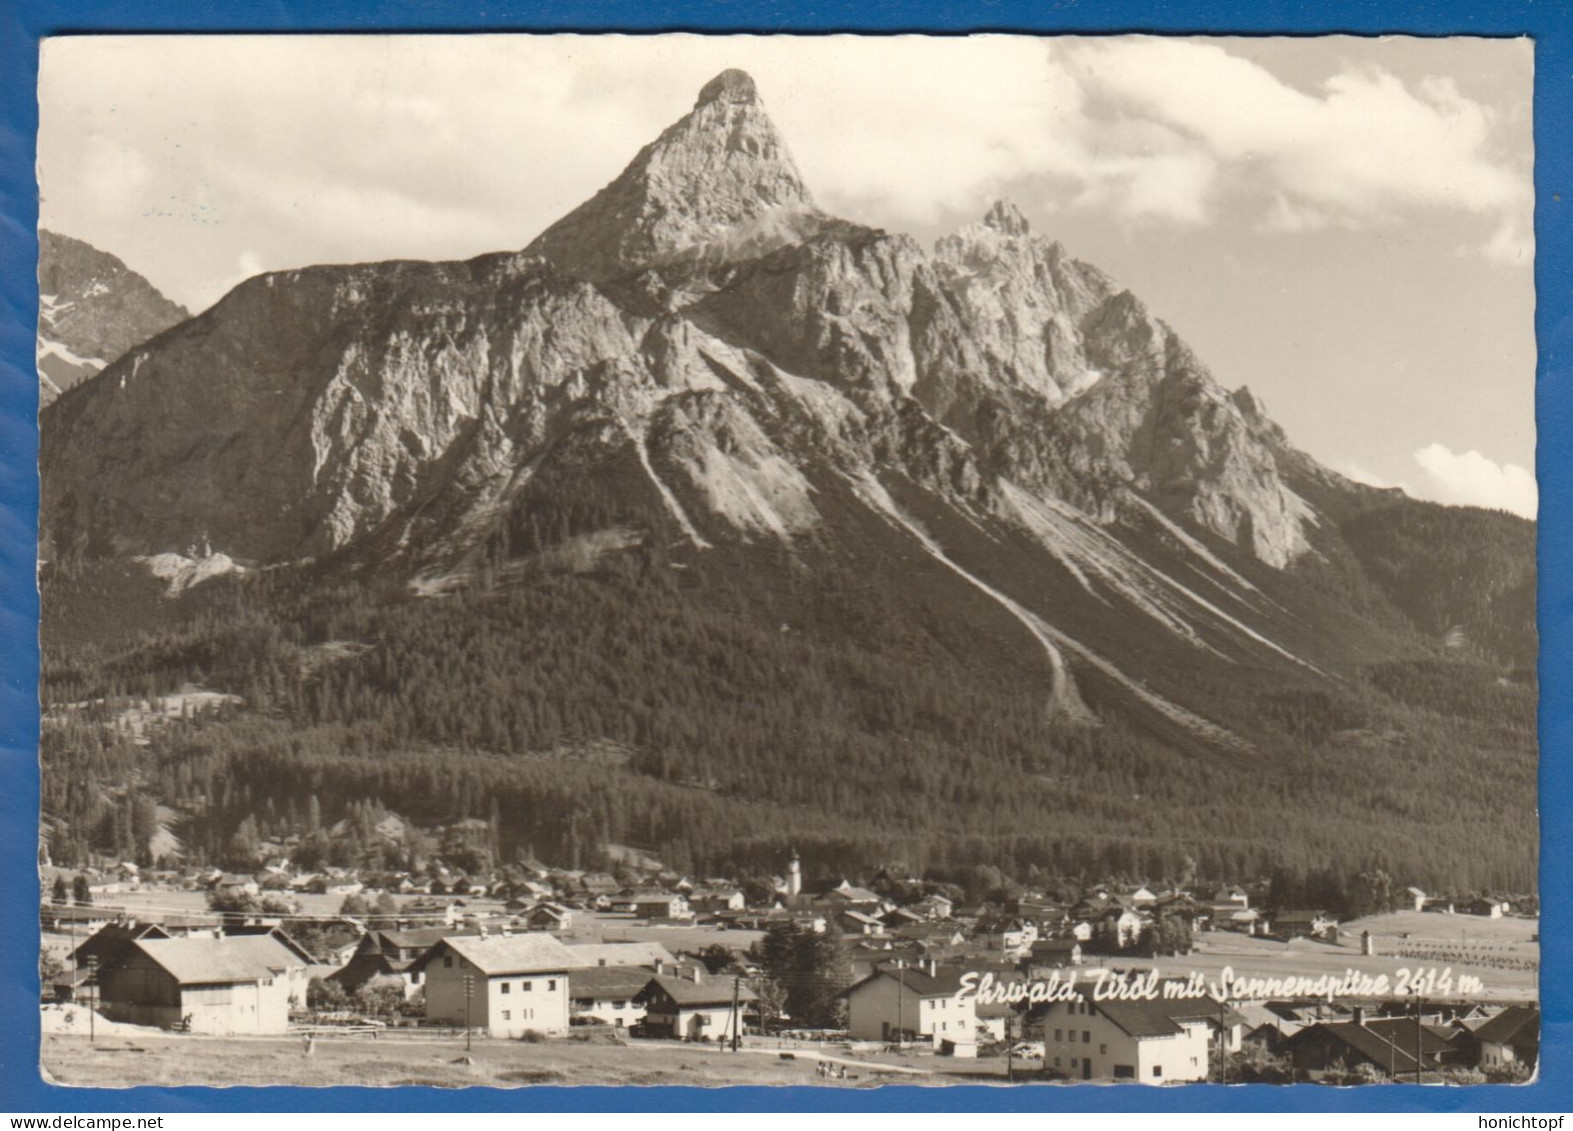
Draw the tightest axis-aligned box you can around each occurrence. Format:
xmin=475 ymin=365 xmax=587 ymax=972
xmin=0 ymin=0 xmax=1566 ymax=1113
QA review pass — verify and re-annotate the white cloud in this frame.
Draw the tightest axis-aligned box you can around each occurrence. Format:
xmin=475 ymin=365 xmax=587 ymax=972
xmin=37 ymin=32 xmax=1533 ymax=312
xmin=1339 ymin=461 xmax=1409 ymax=493
xmin=1480 ymin=218 xmax=1535 ymax=266
xmin=1412 ymin=442 xmax=1536 ymax=518
xmin=1054 ymin=38 xmax=1530 ymax=249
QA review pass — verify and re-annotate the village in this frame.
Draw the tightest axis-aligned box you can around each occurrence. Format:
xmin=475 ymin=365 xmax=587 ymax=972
xmin=38 ymin=845 xmax=1539 ymax=1088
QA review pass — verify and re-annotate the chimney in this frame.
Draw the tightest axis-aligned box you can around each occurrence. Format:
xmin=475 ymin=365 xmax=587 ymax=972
xmin=654 ymin=959 xmax=665 ymax=975
xmin=927 ymin=958 xmax=937 ymax=977
xmin=690 ymin=964 xmax=702 ymax=983
xmin=1353 ymin=1006 xmax=1366 ymax=1027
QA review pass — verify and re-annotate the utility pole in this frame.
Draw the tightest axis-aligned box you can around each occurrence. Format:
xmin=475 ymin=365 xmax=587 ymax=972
xmin=1214 ymin=994 xmax=1226 ymax=1082
xmin=87 ymin=956 xmax=98 ymax=1045
xmin=1414 ymin=992 xmax=1424 ymax=1084
xmin=730 ymin=974 xmax=741 ymax=1052
xmin=895 ymin=961 xmax=905 ymax=1051
xmin=463 ymin=973 xmax=475 ymax=1052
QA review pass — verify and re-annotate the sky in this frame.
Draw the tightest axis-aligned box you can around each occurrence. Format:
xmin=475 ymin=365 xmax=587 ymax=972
xmin=36 ymin=34 xmax=1536 ymax=518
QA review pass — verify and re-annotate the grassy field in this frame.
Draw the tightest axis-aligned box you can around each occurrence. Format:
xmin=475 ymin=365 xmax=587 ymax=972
xmin=1087 ymin=914 xmax=1538 ymax=1000
xmin=40 ymin=1032 xmax=946 ymax=1089
xmin=558 ymin=912 xmax=763 ymax=953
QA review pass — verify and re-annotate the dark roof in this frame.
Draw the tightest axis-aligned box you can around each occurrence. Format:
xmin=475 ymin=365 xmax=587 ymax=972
xmin=72 ymin=922 xmax=169 ymax=966
xmin=1061 ymin=985 xmax=1230 ymax=1039
xmin=570 ymin=965 xmax=657 ymax=1000
xmin=373 ymin=926 xmax=478 ymax=952
xmin=1473 ymin=1006 xmax=1540 ymax=1047
xmin=1031 ymin=939 xmax=1081 ymax=954
xmin=1362 ymin=1018 xmax=1456 ymax=1052
xmin=843 ymin=965 xmax=968 ymax=1000
xmin=1291 ymin=1021 xmax=1424 ymax=1074
xmin=642 ymin=973 xmax=757 ymax=1007
xmin=1095 ymin=998 xmax=1212 ymax=1039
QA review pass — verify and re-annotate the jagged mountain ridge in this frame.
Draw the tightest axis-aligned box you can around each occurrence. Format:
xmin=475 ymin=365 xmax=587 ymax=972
xmin=39 ymin=69 xmax=1534 ymax=759
xmin=36 ymin=230 xmax=189 ymax=407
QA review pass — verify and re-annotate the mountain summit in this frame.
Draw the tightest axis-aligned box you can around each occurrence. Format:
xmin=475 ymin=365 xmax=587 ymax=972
xmin=527 ymin=68 xmax=825 ymax=283
xmin=37 ymin=68 xmax=1536 ymax=893
xmin=40 ymin=69 xmax=1534 ymax=758
xmin=36 ymin=231 xmax=188 ymax=407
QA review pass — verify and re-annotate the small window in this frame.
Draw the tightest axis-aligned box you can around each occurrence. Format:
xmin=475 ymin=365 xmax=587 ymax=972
xmin=522 ymin=981 xmax=533 ymax=992
xmin=1054 ymin=1058 xmax=1061 ymax=1068
xmin=1071 ymin=1057 xmax=1078 ymax=1068
xmin=502 ymin=1010 xmax=511 ymax=1021
xmin=613 ymin=1000 xmax=627 ymax=1009
xmin=1100 ymin=1044 xmax=1108 ymax=1055
xmin=1152 ymin=1066 xmax=1163 ymax=1078
xmin=1054 ymin=1028 xmax=1062 ymax=1041
xmin=1083 ymin=1030 xmax=1091 ymax=1043
xmin=1068 ymin=1031 xmax=1076 ymax=1043
xmin=548 ymin=979 xmax=557 ymax=991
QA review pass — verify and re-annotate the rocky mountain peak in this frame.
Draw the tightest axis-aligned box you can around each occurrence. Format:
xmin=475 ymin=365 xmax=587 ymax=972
xmin=695 ymin=68 xmax=759 ymax=107
xmin=37 ymin=231 xmax=189 ymax=407
xmin=982 ymin=199 xmax=1031 ymax=236
xmin=526 ymin=70 xmax=824 ymax=284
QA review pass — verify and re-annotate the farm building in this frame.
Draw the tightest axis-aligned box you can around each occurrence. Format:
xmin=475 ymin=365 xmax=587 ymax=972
xmin=96 ymin=934 xmax=309 ymax=1034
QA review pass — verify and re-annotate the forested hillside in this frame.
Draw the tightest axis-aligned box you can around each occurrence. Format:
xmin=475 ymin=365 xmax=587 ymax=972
xmin=39 ymin=478 xmax=1537 ymax=893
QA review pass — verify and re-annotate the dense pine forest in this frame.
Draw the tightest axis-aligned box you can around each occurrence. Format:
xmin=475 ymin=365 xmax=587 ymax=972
xmin=38 ymin=472 xmax=1537 ymax=896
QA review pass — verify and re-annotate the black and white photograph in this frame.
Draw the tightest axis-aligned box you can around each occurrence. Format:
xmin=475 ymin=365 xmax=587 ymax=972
xmin=34 ymin=33 xmax=1538 ymax=1088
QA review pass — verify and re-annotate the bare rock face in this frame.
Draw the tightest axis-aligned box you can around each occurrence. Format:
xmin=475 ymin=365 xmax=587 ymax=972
xmin=692 ymin=223 xmax=925 ymax=397
xmin=42 ymin=68 xmax=1323 ymax=579
xmin=526 ymin=68 xmax=826 ymax=285
xmin=37 ymin=231 xmax=189 ymax=406
xmin=908 ymin=205 xmax=1313 ymax=567
xmin=42 ymin=255 xmax=651 ymax=563
xmin=915 ymin=201 xmax=1115 ymax=415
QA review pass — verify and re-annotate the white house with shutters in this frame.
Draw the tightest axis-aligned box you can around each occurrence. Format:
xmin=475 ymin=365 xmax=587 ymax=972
xmin=414 ymin=933 xmax=577 ymax=1037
